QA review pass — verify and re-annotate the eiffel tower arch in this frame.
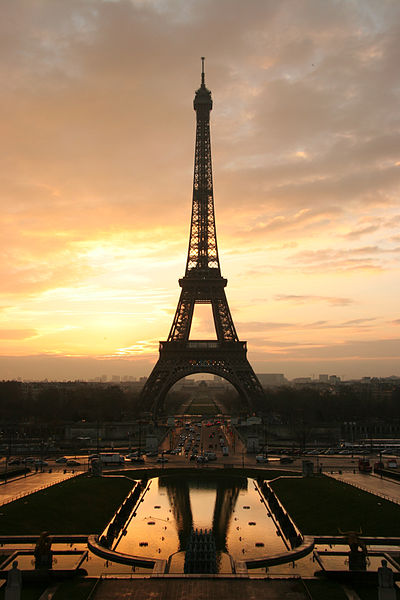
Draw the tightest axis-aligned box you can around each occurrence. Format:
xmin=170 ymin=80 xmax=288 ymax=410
xmin=141 ymin=59 xmax=265 ymax=415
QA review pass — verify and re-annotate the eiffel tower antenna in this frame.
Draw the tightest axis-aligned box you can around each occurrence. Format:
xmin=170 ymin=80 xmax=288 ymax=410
xmin=140 ymin=61 xmax=265 ymax=415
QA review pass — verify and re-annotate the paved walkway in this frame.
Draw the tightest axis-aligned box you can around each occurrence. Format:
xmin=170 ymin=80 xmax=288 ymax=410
xmin=0 ymin=471 xmax=77 ymax=505
xmin=92 ymin=579 xmax=309 ymax=599
xmin=329 ymin=472 xmax=400 ymax=504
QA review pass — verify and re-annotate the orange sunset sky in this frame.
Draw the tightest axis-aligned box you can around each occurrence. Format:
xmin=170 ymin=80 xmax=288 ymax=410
xmin=1 ymin=0 xmax=399 ymax=381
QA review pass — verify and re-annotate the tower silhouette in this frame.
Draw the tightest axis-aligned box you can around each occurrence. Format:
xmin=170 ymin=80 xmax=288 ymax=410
xmin=141 ymin=59 xmax=265 ymax=414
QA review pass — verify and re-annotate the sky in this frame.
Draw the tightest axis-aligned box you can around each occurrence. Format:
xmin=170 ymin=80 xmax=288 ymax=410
xmin=0 ymin=0 xmax=399 ymax=381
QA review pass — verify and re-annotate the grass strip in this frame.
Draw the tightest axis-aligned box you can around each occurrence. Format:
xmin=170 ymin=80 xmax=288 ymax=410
xmin=271 ymin=475 xmax=400 ymax=536
xmin=0 ymin=475 xmax=134 ymax=535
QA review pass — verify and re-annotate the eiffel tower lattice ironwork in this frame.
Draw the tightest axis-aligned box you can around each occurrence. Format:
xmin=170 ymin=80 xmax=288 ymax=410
xmin=141 ymin=59 xmax=265 ymax=414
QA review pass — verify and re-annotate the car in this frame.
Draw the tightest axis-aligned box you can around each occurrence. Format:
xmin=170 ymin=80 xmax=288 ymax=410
xmin=205 ymin=452 xmax=217 ymax=461
xmin=130 ymin=457 xmax=144 ymax=463
xmin=34 ymin=460 xmax=49 ymax=466
xmin=196 ymin=456 xmax=208 ymax=463
xmin=8 ymin=458 xmax=21 ymax=465
xmin=145 ymin=451 xmax=158 ymax=457
xmin=55 ymin=457 xmax=67 ymax=463
xmin=66 ymin=460 xmax=81 ymax=466
xmin=256 ymin=455 xmax=269 ymax=463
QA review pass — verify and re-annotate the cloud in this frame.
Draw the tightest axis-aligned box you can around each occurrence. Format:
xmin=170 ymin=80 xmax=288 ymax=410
xmin=0 ymin=0 xmax=399 ymax=379
xmin=274 ymin=294 xmax=354 ymax=306
xmin=0 ymin=329 xmax=37 ymax=340
xmin=342 ymin=224 xmax=381 ymax=239
xmin=286 ymin=245 xmax=399 ymax=272
xmin=237 ymin=321 xmax=295 ymax=331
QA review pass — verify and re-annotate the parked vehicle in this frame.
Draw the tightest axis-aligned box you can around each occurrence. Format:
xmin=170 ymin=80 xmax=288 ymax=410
xmin=256 ymin=455 xmax=269 ymax=463
xmin=55 ymin=457 xmax=67 ymax=464
xmin=67 ymin=459 xmax=81 ymax=466
xmin=96 ymin=453 xmax=125 ymax=465
xmin=204 ymin=452 xmax=217 ymax=461
xmin=196 ymin=455 xmax=208 ymax=463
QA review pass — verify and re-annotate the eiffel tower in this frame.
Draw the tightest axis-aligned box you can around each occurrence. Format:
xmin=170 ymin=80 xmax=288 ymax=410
xmin=141 ymin=59 xmax=265 ymax=414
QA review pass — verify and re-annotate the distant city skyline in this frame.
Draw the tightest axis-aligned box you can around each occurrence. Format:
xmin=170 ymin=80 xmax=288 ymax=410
xmin=0 ymin=0 xmax=399 ymax=382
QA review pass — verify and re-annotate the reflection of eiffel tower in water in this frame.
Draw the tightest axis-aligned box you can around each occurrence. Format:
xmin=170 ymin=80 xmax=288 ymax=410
xmin=160 ymin=475 xmax=243 ymax=553
xmin=141 ymin=59 xmax=265 ymax=415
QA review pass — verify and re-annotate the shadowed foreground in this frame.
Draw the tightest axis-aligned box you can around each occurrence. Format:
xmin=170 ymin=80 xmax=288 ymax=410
xmin=91 ymin=579 xmax=309 ymax=600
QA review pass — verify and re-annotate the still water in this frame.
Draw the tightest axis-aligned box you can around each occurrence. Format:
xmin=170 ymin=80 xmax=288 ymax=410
xmin=112 ymin=475 xmax=287 ymax=568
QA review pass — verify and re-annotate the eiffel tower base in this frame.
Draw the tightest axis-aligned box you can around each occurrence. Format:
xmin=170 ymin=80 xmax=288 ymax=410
xmin=141 ymin=340 xmax=265 ymax=415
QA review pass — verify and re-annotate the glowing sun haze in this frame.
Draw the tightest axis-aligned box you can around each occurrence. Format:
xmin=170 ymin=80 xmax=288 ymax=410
xmin=1 ymin=0 xmax=399 ymax=380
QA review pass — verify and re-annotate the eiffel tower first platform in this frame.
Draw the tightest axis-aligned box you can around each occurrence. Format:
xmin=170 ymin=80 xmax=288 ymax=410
xmin=141 ymin=59 xmax=265 ymax=415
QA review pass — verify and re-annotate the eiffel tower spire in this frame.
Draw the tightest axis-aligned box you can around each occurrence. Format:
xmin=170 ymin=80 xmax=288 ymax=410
xmin=186 ymin=57 xmax=219 ymax=274
xmin=140 ymin=60 xmax=265 ymax=415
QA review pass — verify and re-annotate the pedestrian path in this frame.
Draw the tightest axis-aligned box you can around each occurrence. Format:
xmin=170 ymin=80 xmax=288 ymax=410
xmin=329 ymin=472 xmax=400 ymax=504
xmin=0 ymin=471 xmax=77 ymax=506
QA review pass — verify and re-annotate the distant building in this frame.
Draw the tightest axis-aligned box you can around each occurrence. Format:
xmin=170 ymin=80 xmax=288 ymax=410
xmin=319 ymin=374 xmax=329 ymax=383
xmin=257 ymin=373 xmax=287 ymax=386
xmin=292 ymin=377 xmax=312 ymax=384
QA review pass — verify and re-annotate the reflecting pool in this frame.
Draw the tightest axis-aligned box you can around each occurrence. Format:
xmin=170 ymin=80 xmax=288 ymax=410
xmin=111 ymin=475 xmax=287 ymax=570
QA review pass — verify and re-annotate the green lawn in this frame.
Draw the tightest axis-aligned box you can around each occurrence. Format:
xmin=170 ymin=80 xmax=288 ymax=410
xmin=271 ymin=475 xmax=400 ymax=536
xmin=185 ymin=403 xmax=219 ymax=415
xmin=0 ymin=475 xmax=134 ymax=535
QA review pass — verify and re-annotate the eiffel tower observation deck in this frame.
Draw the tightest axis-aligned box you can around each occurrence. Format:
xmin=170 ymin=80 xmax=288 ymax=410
xmin=141 ymin=59 xmax=265 ymax=415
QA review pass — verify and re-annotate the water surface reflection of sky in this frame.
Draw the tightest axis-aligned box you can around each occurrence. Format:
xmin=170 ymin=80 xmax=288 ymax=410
xmin=114 ymin=476 xmax=287 ymax=565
